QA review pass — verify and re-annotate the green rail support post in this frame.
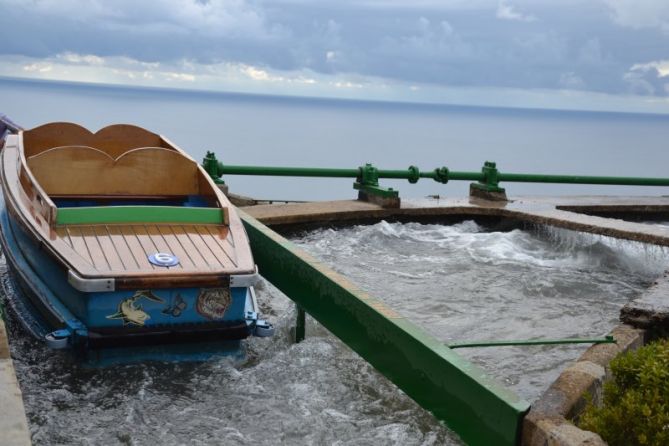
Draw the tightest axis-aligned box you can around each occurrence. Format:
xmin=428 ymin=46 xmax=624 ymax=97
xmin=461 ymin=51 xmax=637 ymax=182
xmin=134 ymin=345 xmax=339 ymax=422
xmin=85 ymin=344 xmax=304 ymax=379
xmin=353 ymin=163 xmax=399 ymax=206
xmin=472 ymin=161 xmax=501 ymax=191
xmin=239 ymin=210 xmax=530 ymax=445
xmin=295 ymin=305 xmax=306 ymax=343
xmin=203 ymin=151 xmax=225 ymax=184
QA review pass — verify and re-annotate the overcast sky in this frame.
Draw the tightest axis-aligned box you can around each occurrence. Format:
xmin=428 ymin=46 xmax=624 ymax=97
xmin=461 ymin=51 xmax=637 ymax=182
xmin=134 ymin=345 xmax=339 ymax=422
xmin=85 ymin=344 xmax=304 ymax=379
xmin=1 ymin=0 xmax=669 ymax=112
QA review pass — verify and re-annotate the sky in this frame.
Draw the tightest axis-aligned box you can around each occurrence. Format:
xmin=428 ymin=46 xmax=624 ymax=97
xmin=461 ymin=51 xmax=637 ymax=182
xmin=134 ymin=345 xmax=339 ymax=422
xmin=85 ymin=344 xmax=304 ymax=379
xmin=1 ymin=0 xmax=669 ymax=113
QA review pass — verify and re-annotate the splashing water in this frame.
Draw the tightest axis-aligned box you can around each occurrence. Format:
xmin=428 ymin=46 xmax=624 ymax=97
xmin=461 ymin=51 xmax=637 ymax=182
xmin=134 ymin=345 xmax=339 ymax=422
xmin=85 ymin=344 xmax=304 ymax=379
xmin=292 ymin=221 xmax=667 ymax=400
xmin=1 ymin=254 xmax=459 ymax=446
xmin=2 ymin=221 xmax=666 ymax=445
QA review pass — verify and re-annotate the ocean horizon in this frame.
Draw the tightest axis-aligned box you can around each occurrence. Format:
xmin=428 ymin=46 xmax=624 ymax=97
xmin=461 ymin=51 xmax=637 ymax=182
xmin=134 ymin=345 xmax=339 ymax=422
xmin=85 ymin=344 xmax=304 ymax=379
xmin=3 ymin=76 xmax=669 ymax=201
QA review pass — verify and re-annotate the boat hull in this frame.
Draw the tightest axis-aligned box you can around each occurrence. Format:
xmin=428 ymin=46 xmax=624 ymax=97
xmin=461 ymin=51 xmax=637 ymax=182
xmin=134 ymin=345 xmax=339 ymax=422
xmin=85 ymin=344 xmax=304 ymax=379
xmin=0 ymin=191 xmax=261 ymax=363
xmin=0 ymin=124 xmax=273 ymax=363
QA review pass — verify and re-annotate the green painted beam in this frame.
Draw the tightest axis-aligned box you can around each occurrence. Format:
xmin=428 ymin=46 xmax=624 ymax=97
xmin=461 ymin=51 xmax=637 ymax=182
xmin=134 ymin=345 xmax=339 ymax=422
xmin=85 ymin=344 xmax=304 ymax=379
xmin=239 ymin=210 xmax=530 ymax=446
xmin=56 ymin=206 xmax=224 ymax=226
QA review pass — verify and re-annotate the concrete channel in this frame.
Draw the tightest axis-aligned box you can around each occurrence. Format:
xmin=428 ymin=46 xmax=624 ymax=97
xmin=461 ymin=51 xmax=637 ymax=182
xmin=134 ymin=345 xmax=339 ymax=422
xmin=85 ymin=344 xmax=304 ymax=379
xmin=2 ymin=193 xmax=669 ymax=445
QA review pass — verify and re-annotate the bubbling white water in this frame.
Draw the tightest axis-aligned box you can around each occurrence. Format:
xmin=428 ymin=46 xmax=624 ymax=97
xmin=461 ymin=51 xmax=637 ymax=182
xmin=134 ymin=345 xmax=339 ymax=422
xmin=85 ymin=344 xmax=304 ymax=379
xmin=293 ymin=221 xmax=667 ymax=400
xmin=2 ymin=255 xmax=460 ymax=446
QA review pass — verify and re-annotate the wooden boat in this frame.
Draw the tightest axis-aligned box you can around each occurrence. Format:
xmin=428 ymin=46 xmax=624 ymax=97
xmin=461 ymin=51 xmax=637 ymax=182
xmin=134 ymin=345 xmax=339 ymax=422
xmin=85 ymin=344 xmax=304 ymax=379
xmin=0 ymin=121 xmax=273 ymax=363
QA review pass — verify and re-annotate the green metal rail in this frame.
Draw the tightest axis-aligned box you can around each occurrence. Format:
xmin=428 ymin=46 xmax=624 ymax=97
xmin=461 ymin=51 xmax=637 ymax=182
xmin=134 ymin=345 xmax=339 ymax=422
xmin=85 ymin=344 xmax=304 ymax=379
xmin=203 ymin=152 xmax=669 ymax=199
xmin=448 ymin=335 xmax=615 ymax=349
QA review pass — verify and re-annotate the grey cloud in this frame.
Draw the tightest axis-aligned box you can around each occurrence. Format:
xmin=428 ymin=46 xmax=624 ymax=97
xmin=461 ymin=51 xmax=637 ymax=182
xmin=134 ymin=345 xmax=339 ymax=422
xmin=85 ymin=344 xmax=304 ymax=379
xmin=496 ymin=0 xmax=536 ymax=22
xmin=624 ymin=60 xmax=669 ymax=96
xmin=603 ymin=0 xmax=669 ymax=33
xmin=1 ymin=0 xmax=669 ymax=96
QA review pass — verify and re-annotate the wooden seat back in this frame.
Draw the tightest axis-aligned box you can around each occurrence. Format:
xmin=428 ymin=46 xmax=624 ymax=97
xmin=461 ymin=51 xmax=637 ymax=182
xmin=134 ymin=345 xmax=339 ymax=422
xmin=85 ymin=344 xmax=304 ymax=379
xmin=23 ymin=122 xmax=170 ymax=158
xmin=27 ymin=146 xmax=199 ymax=196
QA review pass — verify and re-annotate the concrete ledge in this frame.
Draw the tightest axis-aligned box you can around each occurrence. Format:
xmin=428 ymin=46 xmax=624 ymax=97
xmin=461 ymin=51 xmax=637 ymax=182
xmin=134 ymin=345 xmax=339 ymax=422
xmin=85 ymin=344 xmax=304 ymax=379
xmin=469 ymin=184 xmax=508 ymax=201
xmin=0 ymin=319 xmax=31 ymax=446
xmin=241 ymin=196 xmax=669 ymax=246
xmin=227 ymin=192 xmax=259 ymax=207
xmin=357 ymin=190 xmax=400 ymax=208
xmin=522 ymin=324 xmax=645 ymax=446
xmin=621 ymin=272 xmax=669 ymax=330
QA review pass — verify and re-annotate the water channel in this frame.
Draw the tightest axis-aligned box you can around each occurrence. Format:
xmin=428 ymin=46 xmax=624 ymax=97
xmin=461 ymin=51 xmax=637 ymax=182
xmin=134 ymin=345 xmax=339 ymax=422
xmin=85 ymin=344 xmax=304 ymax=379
xmin=2 ymin=221 xmax=665 ymax=445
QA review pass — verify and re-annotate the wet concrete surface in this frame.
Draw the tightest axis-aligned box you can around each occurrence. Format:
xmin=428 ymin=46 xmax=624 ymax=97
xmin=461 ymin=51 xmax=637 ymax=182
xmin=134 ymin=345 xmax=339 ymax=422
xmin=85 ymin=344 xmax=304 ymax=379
xmin=0 ymin=319 xmax=31 ymax=446
xmin=621 ymin=271 xmax=669 ymax=329
xmin=243 ymin=195 xmax=669 ymax=246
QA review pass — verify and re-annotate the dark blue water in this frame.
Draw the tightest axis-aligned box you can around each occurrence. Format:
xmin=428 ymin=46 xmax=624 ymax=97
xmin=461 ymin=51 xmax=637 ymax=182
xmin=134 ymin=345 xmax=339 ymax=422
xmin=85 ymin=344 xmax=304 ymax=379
xmin=2 ymin=77 xmax=669 ymax=201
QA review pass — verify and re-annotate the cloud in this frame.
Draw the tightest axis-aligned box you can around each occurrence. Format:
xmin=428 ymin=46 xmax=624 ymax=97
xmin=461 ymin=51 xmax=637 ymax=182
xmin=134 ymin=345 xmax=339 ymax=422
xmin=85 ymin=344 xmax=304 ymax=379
xmin=1 ymin=0 xmax=669 ymax=106
xmin=3 ymin=0 xmax=278 ymax=40
xmin=623 ymin=71 xmax=656 ymax=95
xmin=578 ymin=38 xmax=604 ymax=64
xmin=559 ymin=72 xmax=586 ymax=89
xmin=23 ymin=63 xmax=53 ymax=73
xmin=496 ymin=0 xmax=536 ymax=22
xmin=58 ymin=53 xmax=106 ymax=66
xmin=624 ymin=59 xmax=669 ymax=96
xmin=630 ymin=60 xmax=669 ymax=78
xmin=602 ymin=0 xmax=669 ymax=33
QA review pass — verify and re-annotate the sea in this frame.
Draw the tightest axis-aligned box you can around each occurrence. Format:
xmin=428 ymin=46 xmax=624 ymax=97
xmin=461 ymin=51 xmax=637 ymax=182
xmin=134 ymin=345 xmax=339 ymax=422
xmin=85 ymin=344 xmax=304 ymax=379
xmin=1 ymin=77 xmax=669 ymax=445
xmin=2 ymin=76 xmax=669 ymax=200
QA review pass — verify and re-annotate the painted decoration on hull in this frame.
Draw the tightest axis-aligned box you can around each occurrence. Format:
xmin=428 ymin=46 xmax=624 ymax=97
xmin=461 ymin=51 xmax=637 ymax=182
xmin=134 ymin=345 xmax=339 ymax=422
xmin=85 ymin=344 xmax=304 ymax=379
xmin=196 ymin=288 xmax=231 ymax=320
xmin=106 ymin=290 xmax=165 ymax=326
xmin=97 ymin=288 xmax=242 ymax=327
xmin=162 ymin=293 xmax=187 ymax=317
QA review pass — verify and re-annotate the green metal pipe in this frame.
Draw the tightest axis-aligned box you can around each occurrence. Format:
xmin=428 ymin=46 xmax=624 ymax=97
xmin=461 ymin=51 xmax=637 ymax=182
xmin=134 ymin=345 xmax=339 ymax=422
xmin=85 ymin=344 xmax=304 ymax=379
xmin=218 ymin=163 xmax=669 ymax=186
xmin=448 ymin=335 xmax=615 ymax=349
xmin=220 ymin=164 xmax=359 ymax=178
xmin=219 ymin=163 xmax=484 ymax=182
xmin=498 ymin=173 xmax=669 ymax=186
xmin=203 ymin=150 xmax=669 ymax=196
xmin=439 ymin=171 xmax=483 ymax=181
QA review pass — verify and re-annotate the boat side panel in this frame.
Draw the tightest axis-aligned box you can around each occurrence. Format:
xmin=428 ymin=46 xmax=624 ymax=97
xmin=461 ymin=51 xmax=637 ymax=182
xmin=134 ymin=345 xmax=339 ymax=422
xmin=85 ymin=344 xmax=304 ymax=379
xmin=0 ymin=192 xmax=79 ymax=331
xmin=87 ymin=286 xmax=248 ymax=328
xmin=6 ymin=209 xmax=88 ymax=319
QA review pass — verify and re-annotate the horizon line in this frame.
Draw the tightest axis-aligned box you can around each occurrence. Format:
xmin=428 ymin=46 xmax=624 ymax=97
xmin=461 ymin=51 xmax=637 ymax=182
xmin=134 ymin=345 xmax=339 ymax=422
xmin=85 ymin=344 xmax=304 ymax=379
xmin=2 ymin=75 xmax=669 ymax=119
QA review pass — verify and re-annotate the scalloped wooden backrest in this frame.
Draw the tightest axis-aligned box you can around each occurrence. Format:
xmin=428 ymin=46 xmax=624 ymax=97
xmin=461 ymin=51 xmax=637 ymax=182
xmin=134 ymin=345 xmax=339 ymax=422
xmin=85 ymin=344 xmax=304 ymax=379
xmin=27 ymin=146 xmax=199 ymax=196
xmin=23 ymin=122 xmax=169 ymax=158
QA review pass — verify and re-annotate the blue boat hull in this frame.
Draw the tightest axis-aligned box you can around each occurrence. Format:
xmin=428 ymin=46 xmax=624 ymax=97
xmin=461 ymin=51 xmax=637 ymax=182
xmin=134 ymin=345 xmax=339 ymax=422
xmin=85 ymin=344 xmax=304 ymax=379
xmin=0 ymin=191 xmax=263 ymax=364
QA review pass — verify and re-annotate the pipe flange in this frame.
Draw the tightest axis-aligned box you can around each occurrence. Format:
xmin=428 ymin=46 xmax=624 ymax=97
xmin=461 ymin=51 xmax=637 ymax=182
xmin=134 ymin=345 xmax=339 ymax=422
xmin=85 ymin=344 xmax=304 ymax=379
xmin=407 ymin=165 xmax=420 ymax=184
xmin=434 ymin=167 xmax=449 ymax=184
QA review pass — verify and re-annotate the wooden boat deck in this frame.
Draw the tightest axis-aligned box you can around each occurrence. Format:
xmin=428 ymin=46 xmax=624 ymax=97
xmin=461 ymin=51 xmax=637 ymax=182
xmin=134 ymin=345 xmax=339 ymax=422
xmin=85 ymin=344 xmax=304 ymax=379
xmin=55 ymin=223 xmax=240 ymax=275
xmin=1 ymin=123 xmax=256 ymax=284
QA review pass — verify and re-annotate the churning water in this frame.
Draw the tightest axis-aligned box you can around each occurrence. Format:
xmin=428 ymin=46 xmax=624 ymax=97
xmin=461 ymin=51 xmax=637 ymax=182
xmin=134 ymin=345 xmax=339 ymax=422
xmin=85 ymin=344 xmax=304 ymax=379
xmin=2 ymin=221 xmax=667 ymax=445
xmin=292 ymin=221 xmax=667 ymax=401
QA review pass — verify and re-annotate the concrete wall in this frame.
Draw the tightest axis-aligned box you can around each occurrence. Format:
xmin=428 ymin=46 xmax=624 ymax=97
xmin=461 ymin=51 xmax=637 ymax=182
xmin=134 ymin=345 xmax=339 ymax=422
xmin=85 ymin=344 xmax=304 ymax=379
xmin=0 ymin=319 xmax=31 ymax=446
